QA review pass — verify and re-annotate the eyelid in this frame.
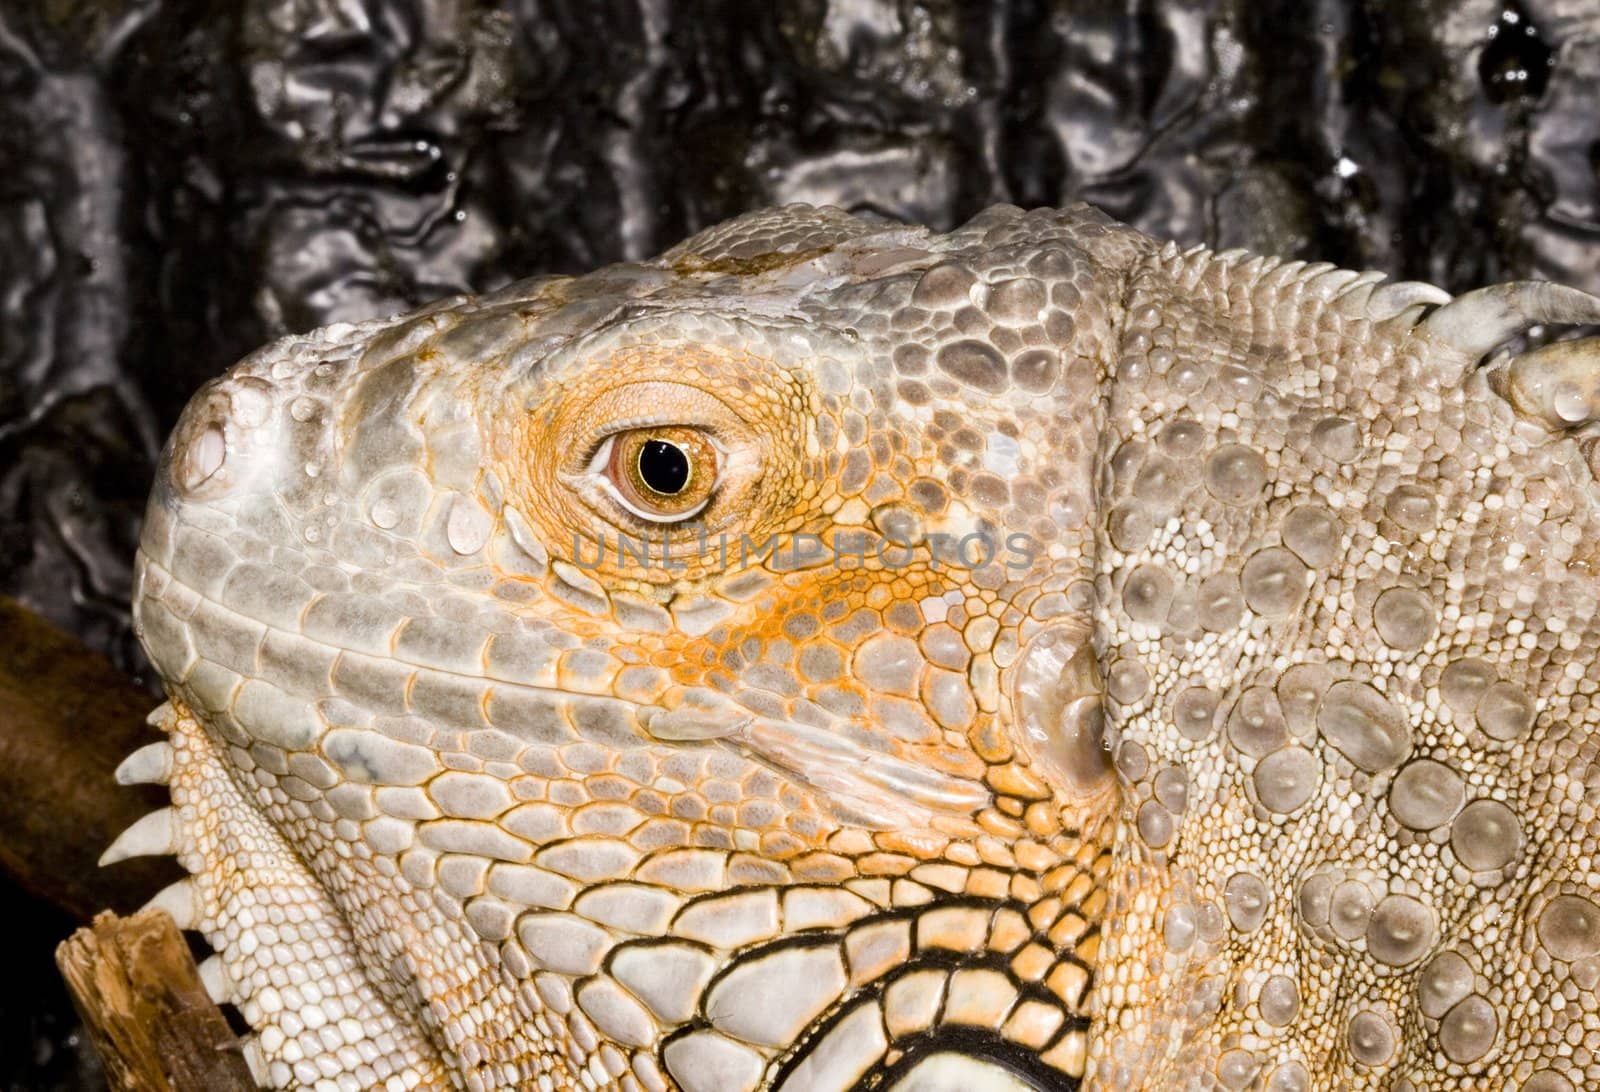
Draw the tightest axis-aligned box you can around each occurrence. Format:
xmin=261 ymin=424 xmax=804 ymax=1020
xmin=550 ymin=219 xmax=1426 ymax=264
xmin=597 ymin=476 xmax=712 ymax=524
xmin=580 ymin=419 xmax=726 ymax=475
xmin=565 ymin=380 xmax=741 ymax=460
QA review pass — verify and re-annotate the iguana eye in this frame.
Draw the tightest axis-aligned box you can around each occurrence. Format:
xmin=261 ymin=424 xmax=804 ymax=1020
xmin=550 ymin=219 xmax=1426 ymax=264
xmin=599 ymin=426 xmax=719 ymax=522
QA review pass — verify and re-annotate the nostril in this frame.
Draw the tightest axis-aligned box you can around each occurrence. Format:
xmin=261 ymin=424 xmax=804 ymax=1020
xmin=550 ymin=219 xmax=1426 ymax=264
xmin=181 ymin=424 xmax=227 ymax=491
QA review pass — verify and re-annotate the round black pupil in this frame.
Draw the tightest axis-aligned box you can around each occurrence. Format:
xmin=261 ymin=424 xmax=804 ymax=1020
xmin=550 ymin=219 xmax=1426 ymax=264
xmin=638 ymin=439 xmax=691 ymax=496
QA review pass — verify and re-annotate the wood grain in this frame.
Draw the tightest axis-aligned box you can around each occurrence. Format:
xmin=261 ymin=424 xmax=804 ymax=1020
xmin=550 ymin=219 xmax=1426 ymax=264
xmin=57 ymin=909 xmax=257 ymax=1091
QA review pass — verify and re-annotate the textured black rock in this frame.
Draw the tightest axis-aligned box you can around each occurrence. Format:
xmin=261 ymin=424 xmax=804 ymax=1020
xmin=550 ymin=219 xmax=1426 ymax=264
xmin=0 ymin=0 xmax=1596 ymax=1085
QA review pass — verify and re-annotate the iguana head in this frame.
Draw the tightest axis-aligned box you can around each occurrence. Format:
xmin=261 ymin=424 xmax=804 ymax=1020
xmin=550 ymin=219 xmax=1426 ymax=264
xmin=131 ymin=204 xmax=1146 ymax=1090
xmin=121 ymin=203 xmax=1600 ymax=1091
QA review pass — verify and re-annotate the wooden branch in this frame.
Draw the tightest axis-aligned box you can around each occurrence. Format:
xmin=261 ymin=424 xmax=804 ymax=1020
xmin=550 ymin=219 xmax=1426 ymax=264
xmin=56 ymin=909 xmax=257 ymax=1091
xmin=11 ymin=602 xmax=255 ymax=1086
xmin=0 ymin=596 xmax=179 ymax=918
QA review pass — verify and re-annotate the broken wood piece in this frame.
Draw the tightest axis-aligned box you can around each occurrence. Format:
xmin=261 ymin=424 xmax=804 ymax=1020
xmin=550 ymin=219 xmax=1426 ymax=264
xmin=55 ymin=908 xmax=257 ymax=1091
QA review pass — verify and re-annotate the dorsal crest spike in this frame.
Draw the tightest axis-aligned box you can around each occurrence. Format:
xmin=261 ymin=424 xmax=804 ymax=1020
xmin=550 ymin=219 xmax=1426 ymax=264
xmin=1419 ymin=281 xmax=1600 ymax=363
xmin=1365 ymin=280 xmax=1452 ymax=322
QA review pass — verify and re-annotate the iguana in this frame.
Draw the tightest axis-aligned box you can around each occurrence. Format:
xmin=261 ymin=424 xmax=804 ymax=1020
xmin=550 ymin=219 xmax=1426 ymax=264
xmin=104 ymin=203 xmax=1600 ymax=1091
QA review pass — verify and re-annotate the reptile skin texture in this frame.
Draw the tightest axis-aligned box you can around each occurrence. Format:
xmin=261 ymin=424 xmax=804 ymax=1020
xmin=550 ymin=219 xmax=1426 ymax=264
xmin=108 ymin=203 xmax=1600 ymax=1091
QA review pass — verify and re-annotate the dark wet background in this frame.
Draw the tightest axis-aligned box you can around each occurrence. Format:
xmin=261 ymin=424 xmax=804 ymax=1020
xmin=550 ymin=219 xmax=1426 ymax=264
xmin=1 ymin=0 xmax=1595 ymax=1086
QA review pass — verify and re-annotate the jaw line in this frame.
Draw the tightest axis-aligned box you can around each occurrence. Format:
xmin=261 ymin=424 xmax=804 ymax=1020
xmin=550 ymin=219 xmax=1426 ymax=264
xmin=136 ymin=552 xmax=992 ymax=834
